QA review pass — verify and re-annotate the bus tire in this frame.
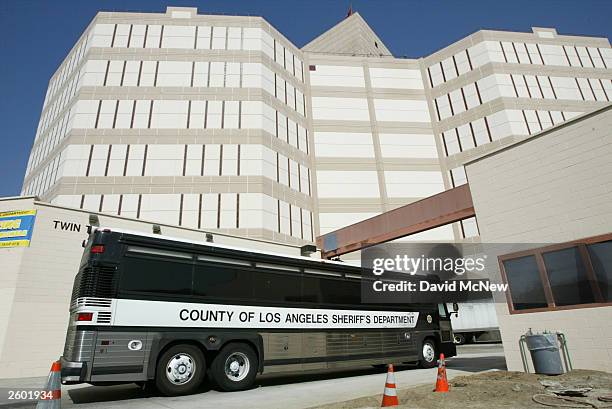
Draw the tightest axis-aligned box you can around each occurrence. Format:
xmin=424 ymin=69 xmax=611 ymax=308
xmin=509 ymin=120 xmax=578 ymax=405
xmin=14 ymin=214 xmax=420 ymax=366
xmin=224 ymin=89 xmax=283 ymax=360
xmin=210 ymin=342 xmax=258 ymax=392
xmin=155 ymin=344 xmax=205 ymax=396
xmin=418 ymin=338 xmax=437 ymax=369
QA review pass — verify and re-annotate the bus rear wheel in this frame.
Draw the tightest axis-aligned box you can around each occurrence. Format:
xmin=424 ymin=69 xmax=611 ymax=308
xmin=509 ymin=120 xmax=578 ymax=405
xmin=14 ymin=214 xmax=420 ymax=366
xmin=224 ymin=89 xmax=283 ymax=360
xmin=418 ymin=339 xmax=437 ymax=369
xmin=210 ymin=342 xmax=258 ymax=391
xmin=155 ymin=344 xmax=205 ymax=396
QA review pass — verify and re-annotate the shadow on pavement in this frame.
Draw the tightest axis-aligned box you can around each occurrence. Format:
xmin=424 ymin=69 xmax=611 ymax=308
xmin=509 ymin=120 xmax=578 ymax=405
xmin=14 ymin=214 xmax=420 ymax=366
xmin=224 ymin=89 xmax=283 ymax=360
xmin=68 ymin=384 xmax=156 ymax=404
xmin=256 ymin=364 xmax=419 ymax=387
xmin=66 ymin=346 xmax=506 ymax=404
xmin=66 ymin=365 xmax=416 ymax=404
xmin=447 ymin=356 xmax=507 ymax=372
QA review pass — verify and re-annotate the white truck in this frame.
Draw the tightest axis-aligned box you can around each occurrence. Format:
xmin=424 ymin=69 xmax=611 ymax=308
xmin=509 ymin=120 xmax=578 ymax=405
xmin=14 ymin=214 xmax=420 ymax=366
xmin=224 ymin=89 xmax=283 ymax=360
xmin=449 ymin=301 xmax=500 ymax=344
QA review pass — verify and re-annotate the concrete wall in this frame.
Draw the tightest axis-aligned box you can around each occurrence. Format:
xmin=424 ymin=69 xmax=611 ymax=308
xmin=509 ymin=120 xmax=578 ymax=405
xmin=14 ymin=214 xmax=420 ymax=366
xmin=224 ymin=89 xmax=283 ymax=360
xmin=22 ymin=6 xmax=315 ymax=246
xmin=465 ymin=106 xmax=612 ymax=371
xmin=0 ymin=196 xmax=303 ymax=379
xmin=24 ymin=7 xmax=612 ymax=250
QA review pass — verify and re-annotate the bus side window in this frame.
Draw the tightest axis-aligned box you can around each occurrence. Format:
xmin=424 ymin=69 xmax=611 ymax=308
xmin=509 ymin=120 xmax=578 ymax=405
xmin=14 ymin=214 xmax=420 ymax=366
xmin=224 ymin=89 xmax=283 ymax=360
xmin=119 ymin=255 xmax=192 ymax=295
xmin=252 ymin=271 xmax=301 ymax=303
xmin=321 ymin=277 xmax=360 ymax=305
xmin=301 ymin=275 xmax=321 ymax=303
xmin=193 ymin=264 xmax=252 ymax=300
xmin=438 ymin=303 xmax=448 ymax=318
xmin=302 ymin=275 xmax=360 ymax=305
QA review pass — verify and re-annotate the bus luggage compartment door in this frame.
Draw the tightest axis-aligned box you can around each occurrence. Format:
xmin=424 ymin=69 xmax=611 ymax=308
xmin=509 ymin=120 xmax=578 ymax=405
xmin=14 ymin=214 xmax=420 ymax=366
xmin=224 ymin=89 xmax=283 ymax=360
xmin=382 ymin=330 xmax=418 ymax=363
xmin=302 ymin=332 xmax=327 ymax=371
xmin=90 ymin=332 xmax=152 ymax=382
xmin=264 ymin=333 xmax=302 ymax=373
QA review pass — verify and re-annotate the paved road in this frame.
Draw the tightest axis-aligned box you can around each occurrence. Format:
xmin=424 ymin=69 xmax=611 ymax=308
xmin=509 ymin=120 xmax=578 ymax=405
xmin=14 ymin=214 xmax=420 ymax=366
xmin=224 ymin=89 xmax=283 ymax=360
xmin=1 ymin=344 xmax=505 ymax=409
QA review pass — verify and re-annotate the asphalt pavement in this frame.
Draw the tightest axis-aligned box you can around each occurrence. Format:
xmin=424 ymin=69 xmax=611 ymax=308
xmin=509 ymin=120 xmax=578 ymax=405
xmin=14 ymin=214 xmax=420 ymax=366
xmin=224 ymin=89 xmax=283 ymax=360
xmin=0 ymin=344 xmax=505 ymax=409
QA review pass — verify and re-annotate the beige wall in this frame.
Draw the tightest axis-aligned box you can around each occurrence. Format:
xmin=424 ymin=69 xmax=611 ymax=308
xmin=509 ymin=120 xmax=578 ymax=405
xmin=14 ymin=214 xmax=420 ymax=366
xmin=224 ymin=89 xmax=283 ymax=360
xmin=0 ymin=196 xmax=303 ymax=379
xmin=23 ymin=7 xmax=315 ymax=247
xmin=420 ymin=26 xmax=612 ymax=241
xmin=466 ymin=106 xmax=612 ymax=371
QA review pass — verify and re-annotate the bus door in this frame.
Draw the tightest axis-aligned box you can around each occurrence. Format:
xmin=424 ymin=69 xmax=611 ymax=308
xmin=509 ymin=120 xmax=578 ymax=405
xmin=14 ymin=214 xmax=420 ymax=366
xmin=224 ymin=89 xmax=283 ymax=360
xmin=437 ymin=304 xmax=453 ymax=343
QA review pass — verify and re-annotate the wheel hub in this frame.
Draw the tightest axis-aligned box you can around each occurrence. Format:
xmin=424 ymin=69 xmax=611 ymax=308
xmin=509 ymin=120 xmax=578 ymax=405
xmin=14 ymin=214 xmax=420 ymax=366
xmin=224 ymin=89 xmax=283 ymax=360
xmin=166 ymin=353 xmax=196 ymax=385
xmin=224 ymin=352 xmax=250 ymax=382
xmin=423 ymin=343 xmax=435 ymax=362
xmin=229 ymin=361 xmax=240 ymax=372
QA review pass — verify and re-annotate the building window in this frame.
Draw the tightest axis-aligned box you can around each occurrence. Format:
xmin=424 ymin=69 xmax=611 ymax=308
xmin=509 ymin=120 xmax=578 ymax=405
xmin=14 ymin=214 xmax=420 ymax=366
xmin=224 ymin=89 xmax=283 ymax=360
xmin=499 ymin=234 xmax=612 ymax=313
xmin=503 ymin=255 xmax=549 ymax=311
xmin=588 ymin=241 xmax=612 ymax=301
xmin=542 ymin=247 xmax=595 ymax=306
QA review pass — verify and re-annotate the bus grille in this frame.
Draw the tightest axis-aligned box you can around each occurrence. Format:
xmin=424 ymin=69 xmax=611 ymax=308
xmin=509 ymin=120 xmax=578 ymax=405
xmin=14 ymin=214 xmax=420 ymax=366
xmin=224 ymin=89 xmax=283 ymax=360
xmin=71 ymin=297 xmax=113 ymax=309
xmin=71 ymin=266 xmax=117 ymax=304
xmin=96 ymin=312 xmax=112 ymax=324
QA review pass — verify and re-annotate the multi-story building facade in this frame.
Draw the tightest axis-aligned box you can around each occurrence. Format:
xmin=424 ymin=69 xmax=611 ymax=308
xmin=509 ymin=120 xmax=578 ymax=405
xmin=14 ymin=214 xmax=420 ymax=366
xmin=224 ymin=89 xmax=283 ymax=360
xmin=22 ymin=7 xmax=314 ymax=246
xmin=21 ymin=6 xmax=612 ymax=247
xmin=304 ymin=15 xmax=453 ymax=243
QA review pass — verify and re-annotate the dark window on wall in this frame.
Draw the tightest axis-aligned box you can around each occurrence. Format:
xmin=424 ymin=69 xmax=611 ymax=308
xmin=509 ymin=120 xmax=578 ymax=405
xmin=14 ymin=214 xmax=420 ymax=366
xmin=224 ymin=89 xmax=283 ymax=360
xmin=587 ymin=240 xmax=612 ymax=302
xmin=542 ymin=247 xmax=595 ymax=306
xmin=503 ymin=255 xmax=548 ymax=311
xmin=500 ymin=234 xmax=612 ymax=313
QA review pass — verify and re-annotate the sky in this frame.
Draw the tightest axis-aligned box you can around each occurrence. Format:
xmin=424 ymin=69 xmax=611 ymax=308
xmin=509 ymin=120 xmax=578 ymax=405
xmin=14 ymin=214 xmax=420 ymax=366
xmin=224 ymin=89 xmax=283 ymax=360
xmin=0 ymin=0 xmax=611 ymax=197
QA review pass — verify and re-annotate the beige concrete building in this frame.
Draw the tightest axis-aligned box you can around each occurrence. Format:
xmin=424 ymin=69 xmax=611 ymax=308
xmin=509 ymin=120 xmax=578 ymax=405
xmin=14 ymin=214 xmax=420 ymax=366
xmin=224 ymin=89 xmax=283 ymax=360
xmin=303 ymin=15 xmax=451 ymax=241
xmin=22 ymin=7 xmax=314 ymax=247
xmin=7 ymin=5 xmax=612 ymax=378
xmin=422 ymin=26 xmax=612 ymax=239
xmin=465 ymin=105 xmax=612 ymax=372
xmin=22 ymin=6 xmax=612 ymax=247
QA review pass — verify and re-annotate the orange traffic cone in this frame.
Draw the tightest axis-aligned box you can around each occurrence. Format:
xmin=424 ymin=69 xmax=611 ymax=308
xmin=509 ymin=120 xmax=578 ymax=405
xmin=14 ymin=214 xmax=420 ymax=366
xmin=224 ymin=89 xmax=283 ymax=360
xmin=434 ymin=353 xmax=449 ymax=393
xmin=36 ymin=360 xmax=61 ymax=408
xmin=381 ymin=364 xmax=399 ymax=407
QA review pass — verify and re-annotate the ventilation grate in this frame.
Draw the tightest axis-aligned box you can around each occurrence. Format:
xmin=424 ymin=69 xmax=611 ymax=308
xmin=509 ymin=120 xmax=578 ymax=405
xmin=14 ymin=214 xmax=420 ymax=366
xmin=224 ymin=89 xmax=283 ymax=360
xmin=71 ymin=266 xmax=117 ymax=304
xmin=96 ymin=312 xmax=112 ymax=324
xmin=71 ymin=297 xmax=113 ymax=309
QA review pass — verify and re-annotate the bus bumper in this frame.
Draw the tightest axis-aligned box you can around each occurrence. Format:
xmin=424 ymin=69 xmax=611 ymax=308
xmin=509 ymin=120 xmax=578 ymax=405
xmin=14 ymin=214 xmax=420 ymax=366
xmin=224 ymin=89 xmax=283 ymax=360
xmin=60 ymin=356 xmax=87 ymax=384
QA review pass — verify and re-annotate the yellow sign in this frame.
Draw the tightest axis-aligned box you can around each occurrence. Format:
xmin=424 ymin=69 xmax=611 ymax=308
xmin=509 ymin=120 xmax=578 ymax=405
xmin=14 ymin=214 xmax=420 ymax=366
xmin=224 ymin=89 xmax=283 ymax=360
xmin=0 ymin=210 xmax=37 ymax=248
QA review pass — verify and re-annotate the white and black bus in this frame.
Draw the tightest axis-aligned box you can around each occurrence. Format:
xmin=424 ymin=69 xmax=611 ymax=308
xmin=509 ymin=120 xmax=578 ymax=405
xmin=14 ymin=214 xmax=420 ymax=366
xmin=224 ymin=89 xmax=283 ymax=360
xmin=60 ymin=228 xmax=456 ymax=395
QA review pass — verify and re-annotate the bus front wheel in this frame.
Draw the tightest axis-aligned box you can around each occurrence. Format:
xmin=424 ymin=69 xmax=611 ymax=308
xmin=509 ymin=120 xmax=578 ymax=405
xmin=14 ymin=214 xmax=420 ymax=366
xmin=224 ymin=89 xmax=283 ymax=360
xmin=210 ymin=342 xmax=258 ymax=391
xmin=418 ymin=339 xmax=437 ymax=369
xmin=155 ymin=344 xmax=205 ymax=396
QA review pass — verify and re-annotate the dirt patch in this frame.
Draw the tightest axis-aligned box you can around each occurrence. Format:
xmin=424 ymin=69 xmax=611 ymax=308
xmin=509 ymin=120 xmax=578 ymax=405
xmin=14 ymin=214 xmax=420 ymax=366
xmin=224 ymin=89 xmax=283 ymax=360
xmin=308 ymin=370 xmax=612 ymax=409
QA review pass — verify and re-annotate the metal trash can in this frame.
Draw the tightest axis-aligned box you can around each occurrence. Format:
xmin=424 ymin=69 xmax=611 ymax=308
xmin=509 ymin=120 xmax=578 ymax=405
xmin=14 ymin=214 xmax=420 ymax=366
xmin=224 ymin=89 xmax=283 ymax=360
xmin=524 ymin=333 xmax=564 ymax=375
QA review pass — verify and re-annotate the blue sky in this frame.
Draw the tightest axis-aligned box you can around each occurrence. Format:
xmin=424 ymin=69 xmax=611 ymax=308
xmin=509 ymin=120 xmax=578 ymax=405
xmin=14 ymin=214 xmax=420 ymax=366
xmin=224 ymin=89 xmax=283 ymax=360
xmin=1 ymin=0 xmax=610 ymax=197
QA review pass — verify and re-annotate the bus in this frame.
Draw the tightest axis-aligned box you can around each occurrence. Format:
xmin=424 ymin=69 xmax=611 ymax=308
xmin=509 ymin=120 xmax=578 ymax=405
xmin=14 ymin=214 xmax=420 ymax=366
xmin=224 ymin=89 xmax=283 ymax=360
xmin=60 ymin=227 xmax=456 ymax=396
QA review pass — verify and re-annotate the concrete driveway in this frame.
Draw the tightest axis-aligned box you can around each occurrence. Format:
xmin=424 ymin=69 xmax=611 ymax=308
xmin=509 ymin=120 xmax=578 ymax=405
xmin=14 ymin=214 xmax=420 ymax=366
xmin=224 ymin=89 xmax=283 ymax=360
xmin=1 ymin=344 xmax=505 ymax=409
